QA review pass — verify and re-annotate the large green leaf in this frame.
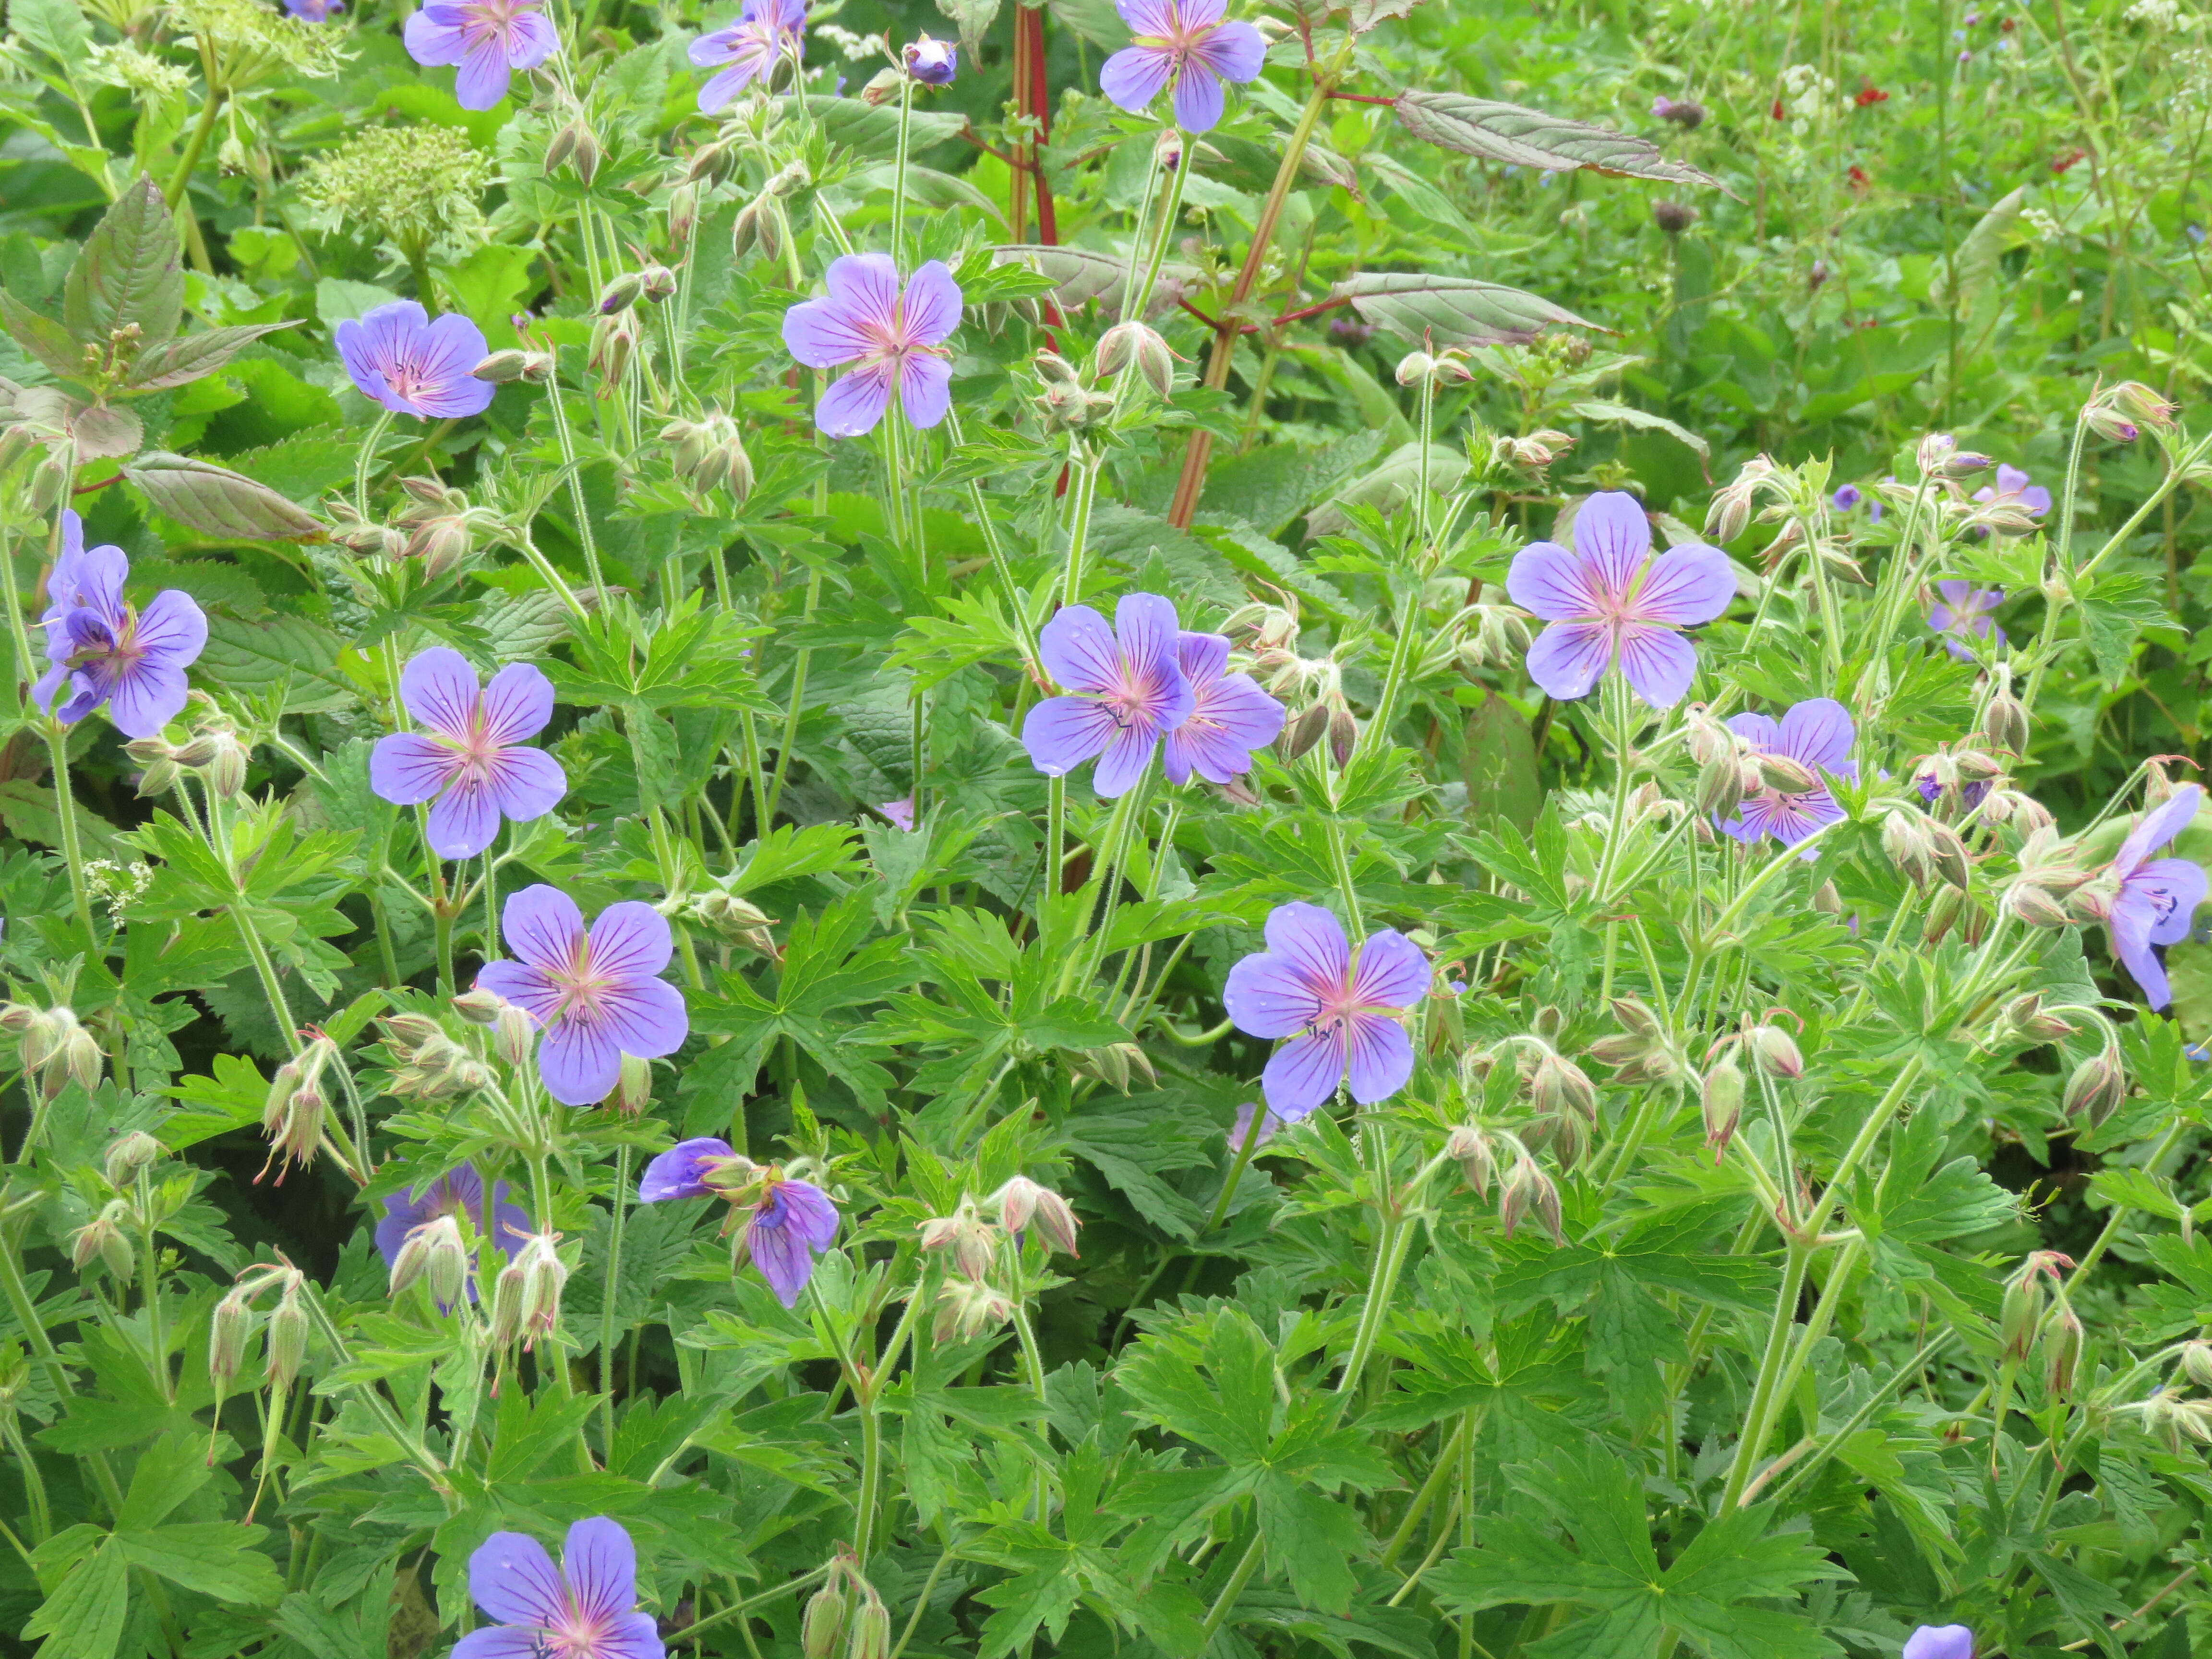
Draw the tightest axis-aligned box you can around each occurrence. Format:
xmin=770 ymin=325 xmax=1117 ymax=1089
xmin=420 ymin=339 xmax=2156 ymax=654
xmin=63 ymin=176 xmax=184 ymax=347
xmin=1330 ymin=272 xmax=1599 ymax=348
xmin=125 ymin=322 xmax=299 ymax=392
xmin=121 ymin=452 xmax=325 ymax=541
xmin=1394 ymin=92 xmax=1724 ymax=192
xmin=991 ymin=244 xmax=1202 ymax=318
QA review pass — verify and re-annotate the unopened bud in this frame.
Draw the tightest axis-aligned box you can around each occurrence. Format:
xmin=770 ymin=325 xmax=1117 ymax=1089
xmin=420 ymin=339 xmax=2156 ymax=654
xmin=2108 ymin=381 xmax=2180 ymax=429
xmin=2006 ymin=881 xmax=2074 ymax=929
xmin=1747 ymin=1022 xmax=1803 ymax=1079
xmin=1981 ymin=690 xmax=2030 ymax=757
xmin=2062 ymin=1048 xmax=2126 ymax=1125
xmin=1701 ymin=1056 xmax=1745 ymax=1160
xmin=1529 ymin=1053 xmax=1597 ymax=1123
xmin=992 ymin=1177 xmax=1081 ymax=1256
xmin=69 ymin=1201 xmax=133 ymax=1278
xmin=599 ymin=272 xmax=645 ymax=315
xmin=801 ymin=1583 xmax=851 ymax=1659
xmin=1444 ymin=1124 xmax=1494 ymax=1195
xmin=472 ymin=349 xmax=532 ymax=385
xmin=210 ymin=1289 xmax=253 ymax=1385
xmin=1096 ymin=320 xmax=1175 ymax=397
xmin=859 ymin=66 xmax=904 ymax=106
xmin=2044 ymin=1301 xmax=2083 ymax=1395
xmin=1279 ymin=701 xmax=1328 ymax=761
xmin=849 ymin=1596 xmax=892 ymax=1659
xmin=1328 ymin=704 xmax=1358 ymax=766
xmin=918 ymin=1209 xmax=998 ymax=1281
xmin=2182 ymin=1340 xmax=2212 ymax=1387
xmin=1754 ymin=752 xmax=1819 ymax=795
xmin=1498 ymin=1154 xmax=1563 ymax=1245
xmin=451 ymin=988 xmax=505 ymax=1024
xmin=266 ymin=1287 xmax=310 ymax=1393
xmin=2084 ymin=404 xmax=2139 ymax=443
xmin=613 ymin=1052 xmax=653 ymax=1114
xmin=640 ymin=264 xmax=676 ymax=303
xmin=509 ymin=1231 xmax=567 ymax=1348
xmin=105 ymin=1130 xmax=161 ymax=1189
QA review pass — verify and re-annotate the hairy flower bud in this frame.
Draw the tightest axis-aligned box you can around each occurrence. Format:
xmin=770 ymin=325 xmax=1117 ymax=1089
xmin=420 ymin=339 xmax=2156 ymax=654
xmin=589 ymin=312 xmax=637 ymax=389
xmin=1096 ymin=321 xmax=1176 ymax=397
xmin=1747 ymin=1022 xmax=1803 ymax=1079
xmin=2182 ymin=1339 xmax=2212 ymax=1388
xmin=546 ymin=119 xmax=601 ymax=183
xmin=266 ymin=1284 xmax=310 ymax=1394
xmin=801 ymin=1581 xmax=850 ymax=1659
xmin=613 ymin=1052 xmax=654 ymax=1114
xmin=931 ymin=1277 xmax=1014 ymax=1343
xmin=668 ymin=181 xmax=700 ymax=247
xmin=506 ymin=1231 xmax=567 ymax=1349
xmin=2108 ymin=381 xmax=2179 ymax=429
xmin=1754 ymin=752 xmax=1820 ymax=795
xmin=70 ymin=1200 xmax=134 ymax=1278
xmin=849 ymin=1594 xmax=892 ymax=1659
xmin=1444 ymin=1124 xmax=1495 ymax=1196
xmin=104 ymin=1129 xmax=161 ymax=1189
xmin=1999 ymin=1269 xmax=2043 ymax=1364
xmin=2063 ymin=1047 xmax=2127 ymax=1125
xmin=918 ymin=1208 xmax=998 ymax=1281
xmin=860 ymin=66 xmax=905 ymax=106
xmin=1701 ymin=1057 xmax=1745 ymax=1161
xmin=1279 ymin=701 xmax=1329 ymax=761
xmin=1926 ymin=821 xmax=1972 ymax=890
xmin=2083 ymin=404 xmax=2138 ymax=443
xmin=991 ymin=1176 xmax=1080 ymax=1256
xmin=210 ymin=1288 xmax=254 ymax=1385
xmin=472 ymin=349 xmax=533 ymax=385
xmin=2044 ymin=1300 xmax=2084 ymax=1395
xmin=2005 ymin=880 xmax=2074 ymax=929
xmin=640 ymin=264 xmax=677 ymax=304
xmin=1498 ymin=1154 xmax=1563 ymax=1245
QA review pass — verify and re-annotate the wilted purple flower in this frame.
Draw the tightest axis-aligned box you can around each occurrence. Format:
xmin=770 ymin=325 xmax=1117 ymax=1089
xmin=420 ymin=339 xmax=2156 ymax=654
xmin=373 ymin=1162 xmax=529 ymax=1298
xmin=33 ymin=512 xmax=206 ymax=740
xmin=691 ymin=0 xmax=806 ymax=110
xmin=1971 ymin=462 xmax=2051 ymax=518
xmin=370 ymin=648 xmax=566 ymax=859
xmin=637 ymin=1137 xmax=840 ymax=1307
xmin=1902 ymin=1627 xmax=1973 ymax=1659
xmin=782 ymin=254 xmax=961 ymax=437
xmin=403 ymin=0 xmax=556 ymax=109
xmin=285 ymin=0 xmax=341 ymax=18
xmin=1505 ymin=491 xmax=1734 ymax=707
xmin=1100 ymin=0 xmax=1265 ymax=133
xmin=1162 ymin=632 xmax=1284 ymax=786
xmin=461 ymin=1518 xmax=664 ymax=1659
xmin=1022 ymin=594 xmax=1193 ymax=796
xmin=2100 ymin=784 xmax=2207 ymax=1010
xmin=475 ymin=886 xmax=689 ymax=1106
xmin=1719 ymin=698 xmax=1857 ymax=848
xmin=1928 ymin=580 xmax=2005 ymax=661
xmin=1223 ymin=901 xmax=1431 ymax=1118
xmin=337 ymin=302 xmax=497 ymax=419
xmin=904 ymin=33 xmax=957 ymax=84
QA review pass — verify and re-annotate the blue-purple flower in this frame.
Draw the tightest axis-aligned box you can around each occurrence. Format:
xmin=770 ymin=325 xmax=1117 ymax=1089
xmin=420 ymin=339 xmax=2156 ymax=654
xmin=370 ymin=648 xmax=566 ymax=859
xmin=1506 ymin=492 xmax=1734 ymax=708
xmin=1162 ymin=632 xmax=1284 ymax=785
xmin=33 ymin=512 xmax=206 ymax=740
xmin=1022 ymin=594 xmax=1194 ymax=796
xmin=373 ymin=1162 xmax=529 ymax=1300
xmin=1928 ymin=581 xmax=2004 ymax=661
xmin=637 ymin=1137 xmax=840 ymax=1307
xmin=475 ymin=886 xmax=689 ymax=1106
xmin=286 ymin=0 xmax=341 ymax=18
xmin=1223 ymin=901 xmax=1431 ymax=1118
xmin=1719 ymin=698 xmax=1857 ymax=848
xmin=1100 ymin=0 xmax=1265 ymax=133
xmin=404 ymin=0 xmax=556 ymax=110
xmin=782 ymin=254 xmax=961 ymax=437
xmin=2088 ymin=784 xmax=2207 ymax=1011
xmin=337 ymin=301 xmax=497 ymax=420
xmin=904 ymin=33 xmax=957 ymax=84
xmin=1972 ymin=462 xmax=2051 ymax=520
xmin=460 ymin=1517 xmax=663 ymax=1659
xmin=692 ymin=0 xmax=806 ymax=111
xmin=1902 ymin=1627 xmax=1973 ymax=1659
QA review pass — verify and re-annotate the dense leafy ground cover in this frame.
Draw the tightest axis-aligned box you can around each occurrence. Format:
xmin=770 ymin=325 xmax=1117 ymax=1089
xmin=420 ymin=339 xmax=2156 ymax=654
xmin=5 ymin=0 xmax=2212 ymax=1654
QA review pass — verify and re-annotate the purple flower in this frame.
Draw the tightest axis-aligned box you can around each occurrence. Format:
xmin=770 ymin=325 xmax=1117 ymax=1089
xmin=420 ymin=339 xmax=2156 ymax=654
xmin=878 ymin=796 xmax=916 ymax=831
xmin=460 ymin=1517 xmax=663 ymax=1659
xmin=373 ymin=1162 xmax=529 ymax=1300
xmin=336 ymin=301 xmax=497 ymax=419
xmin=1719 ymin=698 xmax=1857 ymax=848
xmin=1505 ymin=492 xmax=1734 ymax=708
xmin=370 ymin=648 xmax=566 ymax=859
xmin=1222 ymin=901 xmax=1431 ymax=1118
xmin=475 ymin=886 xmax=690 ymax=1106
xmin=1902 ymin=1628 xmax=1973 ymax=1659
xmin=1831 ymin=483 xmax=1861 ymax=511
xmin=904 ymin=33 xmax=957 ymax=84
xmin=1229 ymin=1101 xmax=1289 ymax=1147
xmin=637 ymin=1138 xmax=840 ymax=1307
xmin=2102 ymin=784 xmax=2207 ymax=1011
xmin=33 ymin=512 xmax=206 ymax=740
xmin=403 ymin=0 xmax=556 ymax=110
xmin=286 ymin=0 xmax=341 ymax=18
xmin=1927 ymin=580 xmax=2005 ymax=661
xmin=1161 ymin=632 xmax=1284 ymax=785
xmin=1021 ymin=594 xmax=1194 ymax=796
xmin=691 ymin=0 xmax=806 ymax=111
xmin=1099 ymin=0 xmax=1265 ymax=133
xmin=1972 ymin=462 xmax=2052 ymax=518
xmin=1915 ymin=769 xmax=1990 ymax=811
xmin=747 ymin=1178 xmax=840 ymax=1306
xmin=782 ymin=254 xmax=961 ymax=438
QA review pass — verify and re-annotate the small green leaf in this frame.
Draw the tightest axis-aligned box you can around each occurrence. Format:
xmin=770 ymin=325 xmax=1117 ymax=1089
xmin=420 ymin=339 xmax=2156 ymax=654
xmin=0 ymin=290 xmax=85 ymax=380
xmin=114 ymin=1524 xmax=284 ymax=1604
xmin=11 ymin=0 xmax=91 ymax=64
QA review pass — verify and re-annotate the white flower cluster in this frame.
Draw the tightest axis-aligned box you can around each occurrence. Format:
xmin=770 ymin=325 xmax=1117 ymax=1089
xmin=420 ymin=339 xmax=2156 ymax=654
xmin=812 ymin=22 xmax=889 ymax=61
xmin=81 ymin=859 xmax=153 ymax=923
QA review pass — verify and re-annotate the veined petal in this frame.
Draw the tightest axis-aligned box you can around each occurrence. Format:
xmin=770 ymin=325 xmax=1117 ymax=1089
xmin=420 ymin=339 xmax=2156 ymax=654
xmin=468 ymin=1531 xmax=567 ymax=1626
xmin=1505 ymin=541 xmax=1601 ymax=622
xmin=900 ymin=261 xmax=963 ymax=346
xmin=823 ymin=253 xmax=903 ymax=336
xmin=639 ymin=1138 xmax=733 ymax=1202
xmin=783 ymin=295 xmax=874 ymax=369
xmin=748 ymin=1208 xmax=820 ymax=1307
xmin=1176 ymin=0 xmax=1227 ymax=26
xmin=1570 ymin=491 xmax=1653 ymax=599
xmin=479 ymin=662 xmax=555 ymax=745
xmin=897 ymin=353 xmax=953 ymax=429
xmin=1089 ymin=721 xmax=1162 ymax=797
xmin=1615 ymin=623 xmax=1698 ymax=708
xmin=134 ymin=589 xmax=208 ymax=669
xmin=1262 ymin=901 xmax=1351 ymax=993
xmin=1112 ymin=0 xmax=1177 ymax=36
xmin=1100 ymin=43 xmax=1177 ymax=112
xmin=1350 ymin=929 xmax=1429 ymax=1010
xmin=425 ymin=779 xmax=501 ymax=858
xmin=1223 ymin=951 xmax=1327 ymax=1039
xmin=591 ymin=976 xmax=689 ymax=1060
xmin=1523 ymin=620 xmax=1612 ymax=702
xmin=815 ymin=362 xmax=896 ymax=437
xmin=485 ymin=745 xmax=566 ymax=823
xmin=1776 ymin=697 xmax=1855 ymax=775
xmin=453 ymin=36 xmax=515 ymax=108
xmin=400 ymin=647 xmax=483 ymax=740
xmin=1171 ymin=61 xmax=1227 ymax=132
xmin=561 ymin=1519 xmax=638 ymax=1628
xmin=1724 ymin=712 xmax=1780 ymax=752
xmin=1038 ymin=604 xmax=1120 ymax=693
xmin=1631 ymin=541 xmax=1733 ymax=627
xmin=505 ymin=7 xmax=558 ymax=67
xmin=539 ymin=1017 xmax=622 ymax=1106
xmin=501 ymin=883 xmax=586 ymax=973
xmin=473 ymin=960 xmax=561 ymax=1026
xmin=1343 ymin=1012 xmax=1414 ymax=1104
xmin=2113 ymin=785 xmax=2203 ymax=879
xmin=404 ymin=7 xmax=471 ymax=64
xmin=1262 ymin=1029 xmax=1348 ymax=1119
xmin=2134 ymin=857 xmax=2209 ymax=946
xmin=1176 ymin=631 xmax=1231 ymax=687
xmin=1022 ymin=695 xmax=1118 ymax=777
xmin=1192 ymin=17 xmax=1264 ymax=82
xmin=589 ymin=901 xmax=675 ymax=981
xmin=104 ymin=661 xmax=191 ymax=739
xmin=1113 ymin=592 xmax=1182 ymax=685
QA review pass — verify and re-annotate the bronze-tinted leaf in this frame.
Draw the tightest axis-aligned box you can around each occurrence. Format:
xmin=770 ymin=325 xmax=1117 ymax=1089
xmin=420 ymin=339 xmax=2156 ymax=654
xmin=1330 ymin=272 xmax=1600 ymax=348
xmin=122 ymin=452 xmax=324 ymax=541
xmin=62 ymin=175 xmax=185 ymax=348
xmin=125 ymin=323 xmax=299 ymax=393
xmin=991 ymin=245 xmax=1201 ymax=319
xmin=1395 ymin=91 xmax=1725 ymax=193
xmin=0 ymin=291 xmax=85 ymax=381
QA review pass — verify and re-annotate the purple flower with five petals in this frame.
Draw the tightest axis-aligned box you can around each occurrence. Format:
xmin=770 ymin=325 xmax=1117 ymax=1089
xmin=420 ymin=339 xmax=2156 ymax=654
xmin=1223 ymin=902 xmax=1431 ymax=1118
xmin=1162 ymin=632 xmax=1284 ymax=785
xmin=1927 ymin=580 xmax=2005 ymax=661
xmin=371 ymin=648 xmax=566 ymax=859
xmin=1505 ymin=492 xmax=1734 ymax=708
xmin=691 ymin=0 xmax=806 ymax=110
xmin=403 ymin=0 xmax=556 ymax=110
xmin=372 ymin=1161 xmax=529 ymax=1298
xmin=637 ymin=1137 xmax=841 ymax=1307
xmin=1100 ymin=0 xmax=1265 ymax=133
xmin=782 ymin=255 xmax=961 ymax=437
xmin=1902 ymin=1628 xmax=1973 ymax=1659
xmin=1021 ymin=594 xmax=1194 ymax=797
xmin=459 ymin=1517 xmax=664 ymax=1659
xmin=336 ymin=301 xmax=497 ymax=419
xmin=33 ymin=512 xmax=206 ymax=740
xmin=1718 ymin=698 xmax=1857 ymax=849
xmin=475 ymin=886 xmax=690 ymax=1106
xmin=2097 ymin=784 xmax=2207 ymax=1011
xmin=1972 ymin=462 xmax=2051 ymax=519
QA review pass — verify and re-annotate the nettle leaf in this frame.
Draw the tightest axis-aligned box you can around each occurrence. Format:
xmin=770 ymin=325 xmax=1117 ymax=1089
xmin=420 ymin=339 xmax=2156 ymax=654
xmin=121 ymin=453 xmax=324 ymax=541
xmin=1394 ymin=92 xmax=1725 ymax=192
xmin=1431 ymin=1448 xmax=1842 ymax=1659
xmin=1331 ymin=273 xmax=1601 ymax=349
xmin=64 ymin=176 xmax=184 ymax=347
xmin=0 ymin=290 xmax=84 ymax=379
xmin=124 ymin=322 xmax=299 ymax=392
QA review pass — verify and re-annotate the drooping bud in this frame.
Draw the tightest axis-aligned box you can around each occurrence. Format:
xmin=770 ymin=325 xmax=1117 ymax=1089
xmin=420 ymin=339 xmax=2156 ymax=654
xmin=2083 ymin=404 xmax=2138 ymax=443
xmin=70 ymin=1200 xmax=134 ymax=1278
xmin=613 ymin=1052 xmax=654 ymax=1114
xmin=2108 ymin=381 xmax=2180 ymax=430
xmin=668 ymin=181 xmax=701 ymax=247
xmin=2044 ymin=1300 xmax=2084 ymax=1395
xmin=917 ymin=1206 xmax=998 ymax=1281
xmin=104 ymin=1130 xmax=162 ymax=1189
xmin=639 ymin=264 xmax=677 ymax=303
xmin=472 ymin=349 xmax=532 ymax=384
xmin=991 ymin=1177 xmax=1081 ymax=1256
xmin=598 ymin=272 xmax=645 ymax=315
xmin=1498 ymin=1154 xmax=1563 ymax=1245
xmin=1980 ymin=691 xmax=2030 ymax=757
xmin=2062 ymin=1047 xmax=2127 ymax=1125
xmin=507 ymin=1231 xmax=568 ymax=1349
xmin=1529 ymin=1052 xmax=1598 ymax=1125
xmin=1999 ymin=1264 xmax=2044 ymax=1364
xmin=849 ymin=1593 xmax=892 ymax=1659
xmin=931 ymin=1277 xmax=1015 ymax=1343
xmin=2005 ymin=881 xmax=2075 ymax=929
xmin=1279 ymin=702 xmax=1329 ymax=761
xmin=451 ymin=987 xmax=505 ymax=1024
xmin=1095 ymin=321 xmax=1176 ymax=397
xmin=266 ymin=1282 xmax=311 ymax=1394
xmin=1701 ymin=1056 xmax=1745 ymax=1160
xmin=801 ymin=1580 xmax=851 ymax=1659
xmin=1754 ymin=752 xmax=1819 ymax=795
xmin=1328 ymin=701 xmax=1358 ymax=766
xmin=859 ymin=66 xmax=904 ymax=106
xmin=1746 ymin=1022 xmax=1803 ymax=1079
xmin=1444 ymin=1124 xmax=1495 ymax=1195
xmin=2182 ymin=1339 xmax=2212 ymax=1387
xmin=210 ymin=1288 xmax=254 ymax=1385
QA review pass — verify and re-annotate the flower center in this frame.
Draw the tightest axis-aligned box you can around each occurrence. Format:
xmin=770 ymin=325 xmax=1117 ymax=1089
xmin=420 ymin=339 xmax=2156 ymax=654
xmin=437 ymin=706 xmax=505 ymax=780
xmin=541 ymin=1604 xmax=615 ymax=1659
xmin=546 ymin=943 xmax=614 ymax=1027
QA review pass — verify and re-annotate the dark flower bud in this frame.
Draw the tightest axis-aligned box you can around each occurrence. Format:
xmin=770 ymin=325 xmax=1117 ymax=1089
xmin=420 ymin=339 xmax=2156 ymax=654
xmin=1659 ymin=96 xmax=1707 ymax=128
xmin=687 ymin=139 xmax=738 ymax=188
xmin=640 ymin=264 xmax=676 ymax=303
xmin=1328 ymin=702 xmax=1358 ymax=766
xmin=668 ymin=181 xmax=700 ymax=247
xmin=902 ymin=33 xmax=957 ymax=84
xmin=548 ymin=120 xmax=600 ymax=184
xmin=1652 ymin=200 xmax=1696 ymax=234
xmin=1981 ymin=689 xmax=2030 ymax=757
xmin=2044 ymin=1301 xmax=2083 ymax=1395
xmin=1279 ymin=702 xmax=1328 ymax=761
xmin=1701 ymin=1055 xmax=1745 ymax=1160
xmin=599 ymin=272 xmax=646 ymax=315
xmin=1748 ymin=1022 xmax=1803 ymax=1079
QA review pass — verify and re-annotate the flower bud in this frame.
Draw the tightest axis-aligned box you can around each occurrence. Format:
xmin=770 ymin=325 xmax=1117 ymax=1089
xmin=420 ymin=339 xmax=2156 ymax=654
xmin=1096 ymin=321 xmax=1176 ymax=397
xmin=1980 ymin=690 xmax=2030 ymax=757
xmin=472 ymin=349 xmax=532 ymax=384
xmin=490 ymin=1259 xmax=527 ymax=1347
xmin=1529 ymin=1053 xmax=1597 ymax=1124
xmin=598 ymin=272 xmax=645 ymax=315
xmin=931 ymin=1277 xmax=1014 ymax=1343
xmin=918 ymin=1207 xmax=998 ymax=1281
xmin=1498 ymin=1154 xmax=1563 ymax=1245
xmin=589 ymin=312 xmax=637 ymax=388
xmin=613 ymin=1052 xmax=653 ymax=1114
xmin=993 ymin=1177 xmax=1081 ymax=1256
xmin=2182 ymin=1340 xmax=2212 ymax=1387
xmin=902 ymin=33 xmax=957 ymax=84
xmin=1328 ymin=703 xmax=1358 ymax=766
xmin=1695 ymin=752 xmax=1745 ymax=820
xmin=668 ymin=181 xmax=700 ymax=247
xmin=104 ymin=1130 xmax=161 ymax=1189
xmin=546 ymin=119 xmax=600 ymax=183
xmin=210 ymin=1288 xmax=253 ymax=1385
xmin=2005 ymin=881 xmax=2074 ymax=929
xmin=493 ymin=1002 xmax=539 ymax=1068
xmin=1279 ymin=702 xmax=1328 ymax=761
xmin=2108 ymin=381 xmax=2180 ymax=429
xmin=802 ymin=1582 xmax=851 ymax=1659
xmin=1701 ymin=1056 xmax=1745 ymax=1160
xmin=451 ymin=987 xmax=505 ymax=1024
xmin=1652 ymin=199 xmax=1696 ymax=234
xmin=1747 ymin=1022 xmax=1803 ymax=1079
xmin=2062 ymin=1047 xmax=2127 ymax=1125
xmin=70 ymin=1200 xmax=133 ymax=1278
xmin=392 ymin=1214 xmax=470 ymax=1310
xmin=2044 ymin=1301 xmax=2083 ymax=1395
xmin=1999 ymin=1269 xmax=2043 ymax=1364
xmin=202 ymin=734 xmax=248 ymax=798
xmin=508 ymin=1231 xmax=567 ymax=1348
xmin=1754 ymin=752 xmax=1819 ymax=795
xmin=687 ymin=138 xmax=738 ymax=187
xmin=849 ymin=1595 xmax=892 ymax=1659
xmin=266 ymin=1285 xmax=310 ymax=1394
xmin=2083 ymin=404 xmax=2138 ymax=443
xmin=859 ymin=66 xmax=904 ymax=106
xmin=1444 ymin=1124 xmax=1494 ymax=1195
xmin=640 ymin=264 xmax=676 ymax=303
xmin=1926 ymin=820 xmax=1972 ymax=890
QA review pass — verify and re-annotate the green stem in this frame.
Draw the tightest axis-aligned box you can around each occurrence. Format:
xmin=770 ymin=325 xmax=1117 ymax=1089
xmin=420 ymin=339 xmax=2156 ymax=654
xmin=354 ymin=409 xmax=395 ymax=521
xmin=1722 ymin=1242 xmax=1811 ymax=1509
xmin=545 ymin=366 xmax=608 ymax=600
xmin=598 ymin=1144 xmax=631 ymax=1454
xmin=1197 ymin=1535 xmax=1265 ymax=1645
xmin=763 ymin=570 xmax=823 ymax=830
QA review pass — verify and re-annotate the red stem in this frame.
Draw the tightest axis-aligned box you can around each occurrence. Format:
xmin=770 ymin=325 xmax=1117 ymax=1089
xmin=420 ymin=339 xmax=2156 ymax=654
xmin=1325 ymin=89 xmax=1398 ymax=105
xmin=1019 ymin=5 xmax=1058 ymax=244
